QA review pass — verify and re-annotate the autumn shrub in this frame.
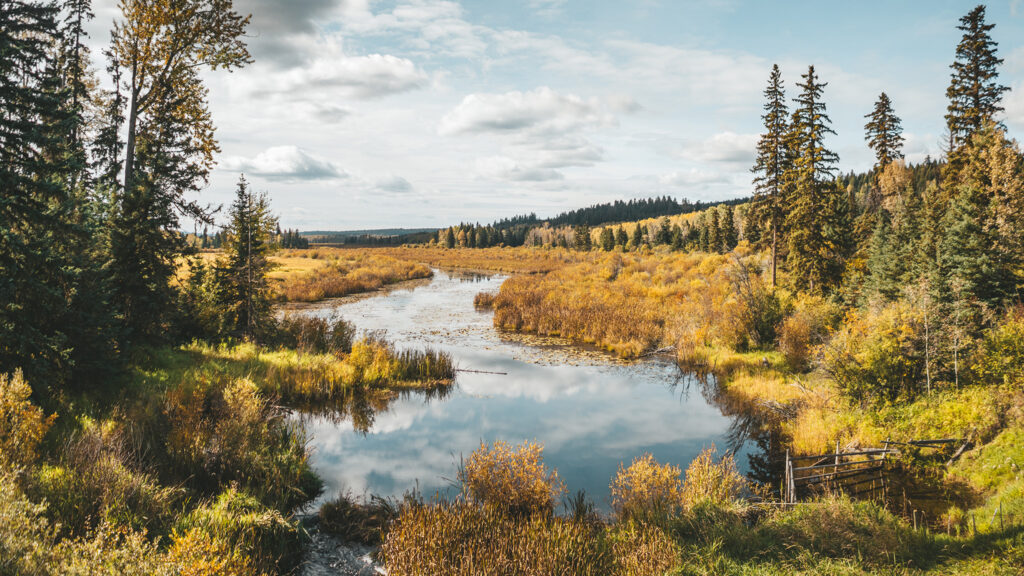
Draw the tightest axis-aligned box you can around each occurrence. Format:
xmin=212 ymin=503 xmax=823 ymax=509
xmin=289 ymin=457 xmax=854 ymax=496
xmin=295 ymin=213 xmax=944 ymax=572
xmin=165 ymin=376 xmax=322 ymax=511
xmin=167 ymin=527 xmax=261 ymax=576
xmin=0 ymin=370 xmax=55 ymax=468
xmin=610 ymin=454 xmax=684 ymax=524
xmin=461 ymin=440 xmax=565 ymax=517
xmin=173 ymin=487 xmax=299 ymax=575
xmin=778 ymin=294 xmax=840 ymax=372
xmin=728 ymin=256 xmax=786 ymax=349
xmin=969 ymin=307 xmax=1024 ymax=387
xmin=680 ymin=446 xmax=748 ymax=509
xmin=30 ymin=419 xmax=181 ymax=537
xmin=473 ymin=290 xmax=497 ymax=310
xmin=1 ymin=474 xmax=177 ymax=576
xmin=822 ymin=301 xmax=926 ymax=404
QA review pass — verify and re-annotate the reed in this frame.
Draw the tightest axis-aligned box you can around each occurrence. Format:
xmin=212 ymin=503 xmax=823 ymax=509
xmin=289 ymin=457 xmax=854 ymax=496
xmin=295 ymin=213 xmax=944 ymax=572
xmin=275 ymin=250 xmax=432 ymax=302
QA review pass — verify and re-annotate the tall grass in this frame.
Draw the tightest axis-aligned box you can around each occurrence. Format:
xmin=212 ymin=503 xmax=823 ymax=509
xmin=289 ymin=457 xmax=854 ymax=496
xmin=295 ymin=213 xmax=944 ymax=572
xmin=276 ymin=252 xmax=432 ymax=302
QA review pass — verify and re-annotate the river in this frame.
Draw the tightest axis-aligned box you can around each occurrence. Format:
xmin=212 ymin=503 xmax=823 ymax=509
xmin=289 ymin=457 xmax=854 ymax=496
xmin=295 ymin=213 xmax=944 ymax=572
xmin=296 ymin=269 xmax=765 ymax=512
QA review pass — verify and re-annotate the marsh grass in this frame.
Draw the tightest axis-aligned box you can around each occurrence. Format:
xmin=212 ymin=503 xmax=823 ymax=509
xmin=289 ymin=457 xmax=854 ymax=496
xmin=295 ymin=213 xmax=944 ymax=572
xmin=473 ymin=291 xmax=497 ymax=310
xmin=275 ymin=250 xmax=432 ymax=302
xmin=318 ymin=492 xmax=399 ymax=545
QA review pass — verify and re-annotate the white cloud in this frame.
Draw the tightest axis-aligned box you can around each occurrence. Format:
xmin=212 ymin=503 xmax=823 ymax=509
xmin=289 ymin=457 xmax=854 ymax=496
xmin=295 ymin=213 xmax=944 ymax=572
xmin=222 ymin=146 xmax=346 ymax=181
xmin=439 ymin=87 xmax=612 ymax=136
xmin=476 ymin=156 xmax=565 ymax=181
xmin=259 ymin=51 xmax=428 ymax=99
xmin=658 ymin=169 xmax=729 ymax=187
xmin=375 ymin=175 xmax=415 ymax=193
xmin=678 ymin=132 xmax=759 ymax=167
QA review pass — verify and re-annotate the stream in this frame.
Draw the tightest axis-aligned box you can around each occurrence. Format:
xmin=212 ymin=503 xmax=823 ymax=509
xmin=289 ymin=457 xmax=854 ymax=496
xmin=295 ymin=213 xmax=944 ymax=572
xmin=295 ymin=269 xmax=770 ymax=573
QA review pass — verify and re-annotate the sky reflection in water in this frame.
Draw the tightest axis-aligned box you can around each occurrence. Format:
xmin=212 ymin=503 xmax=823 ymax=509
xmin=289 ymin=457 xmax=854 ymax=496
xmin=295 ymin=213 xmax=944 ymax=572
xmin=299 ymin=270 xmax=755 ymax=510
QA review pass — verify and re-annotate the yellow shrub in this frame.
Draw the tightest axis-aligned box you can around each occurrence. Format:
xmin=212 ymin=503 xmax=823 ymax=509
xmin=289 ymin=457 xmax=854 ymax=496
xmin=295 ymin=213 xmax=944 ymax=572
xmin=681 ymin=446 xmax=747 ymax=508
xmin=0 ymin=370 xmax=55 ymax=468
xmin=610 ymin=454 xmax=684 ymax=521
xmin=462 ymin=440 xmax=565 ymax=517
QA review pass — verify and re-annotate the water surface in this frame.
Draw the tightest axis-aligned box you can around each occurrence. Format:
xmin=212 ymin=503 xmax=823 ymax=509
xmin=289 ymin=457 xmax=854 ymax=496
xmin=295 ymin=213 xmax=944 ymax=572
xmin=300 ymin=270 xmax=757 ymax=510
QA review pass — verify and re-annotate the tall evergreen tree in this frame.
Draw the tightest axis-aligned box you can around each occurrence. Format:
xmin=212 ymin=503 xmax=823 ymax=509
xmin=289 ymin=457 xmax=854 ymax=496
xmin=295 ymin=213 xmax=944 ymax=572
xmin=722 ymin=205 xmax=738 ymax=251
xmin=708 ymin=207 xmax=722 ymax=253
xmin=945 ymin=5 xmax=1009 ymax=172
xmin=751 ymin=64 xmax=789 ymax=285
xmin=864 ymin=92 xmax=904 ymax=172
xmin=785 ymin=66 xmax=848 ymax=294
xmin=0 ymin=1 xmax=83 ymax=384
xmin=223 ymin=176 xmax=277 ymax=340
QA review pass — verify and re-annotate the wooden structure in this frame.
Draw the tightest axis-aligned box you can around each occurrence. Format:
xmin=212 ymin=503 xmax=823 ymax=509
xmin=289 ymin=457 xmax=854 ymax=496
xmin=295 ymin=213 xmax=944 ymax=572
xmin=782 ymin=438 xmax=968 ymax=504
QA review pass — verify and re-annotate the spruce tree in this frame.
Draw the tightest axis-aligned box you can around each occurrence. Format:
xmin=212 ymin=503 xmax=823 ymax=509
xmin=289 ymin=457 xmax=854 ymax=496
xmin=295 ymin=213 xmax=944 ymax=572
xmin=751 ymin=64 xmax=789 ymax=285
xmin=864 ymin=92 xmax=904 ymax=172
xmin=224 ymin=176 xmax=277 ymax=340
xmin=630 ymin=224 xmax=644 ymax=249
xmin=0 ymin=0 xmax=81 ymax=384
xmin=722 ymin=205 xmax=738 ymax=251
xmin=785 ymin=65 xmax=848 ymax=294
xmin=615 ymin=226 xmax=628 ymax=248
xmin=708 ymin=208 xmax=722 ymax=253
xmin=600 ymin=227 xmax=615 ymax=251
xmin=945 ymin=4 xmax=1009 ymax=172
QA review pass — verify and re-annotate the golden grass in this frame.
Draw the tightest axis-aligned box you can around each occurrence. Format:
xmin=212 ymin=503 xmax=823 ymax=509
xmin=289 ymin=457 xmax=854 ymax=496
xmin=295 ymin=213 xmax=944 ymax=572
xmin=492 ymin=247 xmax=765 ymax=358
xmin=270 ymin=249 xmax=432 ymax=302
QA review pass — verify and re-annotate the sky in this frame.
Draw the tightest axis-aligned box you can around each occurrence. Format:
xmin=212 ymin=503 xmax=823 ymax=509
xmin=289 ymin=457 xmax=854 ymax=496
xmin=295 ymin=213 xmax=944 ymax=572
xmin=85 ymin=0 xmax=1024 ymax=231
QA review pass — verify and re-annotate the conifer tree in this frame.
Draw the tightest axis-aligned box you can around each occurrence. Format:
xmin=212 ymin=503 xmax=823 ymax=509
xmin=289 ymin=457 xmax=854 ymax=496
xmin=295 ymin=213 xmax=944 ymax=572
xmin=785 ymin=65 xmax=849 ymax=294
xmin=945 ymin=5 xmax=1009 ymax=172
xmin=751 ymin=64 xmax=789 ymax=285
xmin=864 ymin=92 xmax=904 ymax=172
xmin=600 ymin=227 xmax=615 ymax=251
xmin=630 ymin=224 xmax=644 ymax=249
xmin=108 ymin=0 xmax=250 ymax=343
xmin=722 ymin=205 xmax=738 ymax=251
xmin=709 ymin=208 xmax=722 ymax=253
xmin=615 ymin=226 xmax=628 ymax=248
xmin=223 ymin=176 xmax=277 ymax=340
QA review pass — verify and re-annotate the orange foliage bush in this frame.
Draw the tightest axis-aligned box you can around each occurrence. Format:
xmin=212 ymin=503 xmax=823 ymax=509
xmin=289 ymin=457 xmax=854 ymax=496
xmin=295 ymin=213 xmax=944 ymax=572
xmin=461 ymin=440 xmax=565 ymax=517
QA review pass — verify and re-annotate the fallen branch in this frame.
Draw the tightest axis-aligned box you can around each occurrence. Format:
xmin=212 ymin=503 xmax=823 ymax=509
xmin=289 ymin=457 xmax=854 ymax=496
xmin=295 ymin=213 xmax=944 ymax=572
xmin=456 ymin=368 xmax=508 ymax=376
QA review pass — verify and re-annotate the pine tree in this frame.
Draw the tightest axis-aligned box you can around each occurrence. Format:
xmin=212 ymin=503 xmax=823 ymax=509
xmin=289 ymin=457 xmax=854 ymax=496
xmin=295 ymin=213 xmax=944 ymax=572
xmin=945 ymin=5 xmax=1009 ymax=173
xmin=223 ymin=176 xmax=277 ymax=340
xmin=864 ymin=92 xmax=904 ymax=172
xmin=939 ymin=123 xmax=1024 ymax=311
xmin=615 ymin=226 xmax=628 ymax=248
xmin=785 ymin=65 xmax=848 ymax=294
xmin=0 ymin=0 xmax=84 ymax=383
xmin=630 ymin=224 xmax=644 ymax=250
xmin=709 ymin=208 xmax=722 ymax=253
xmin=722 ymin=205 xmax=738 ymax=251
xmin=751 ymin=64 xmax=789 ymax=285
xmin=600 ymin=227 xmax=615 ymax=251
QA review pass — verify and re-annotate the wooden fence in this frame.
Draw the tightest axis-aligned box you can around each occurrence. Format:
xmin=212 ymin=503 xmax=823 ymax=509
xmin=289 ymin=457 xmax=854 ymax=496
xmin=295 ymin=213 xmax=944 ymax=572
xmin=782 ymin=438 xmax=968 ymax=505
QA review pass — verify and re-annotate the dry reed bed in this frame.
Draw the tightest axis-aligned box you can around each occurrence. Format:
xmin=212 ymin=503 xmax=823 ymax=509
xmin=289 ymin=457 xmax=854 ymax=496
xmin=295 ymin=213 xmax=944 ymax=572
xmin=492 ymin=249 xmax=761 ymax=358
xmin=272 ymin=249 xmax=433 ymax=302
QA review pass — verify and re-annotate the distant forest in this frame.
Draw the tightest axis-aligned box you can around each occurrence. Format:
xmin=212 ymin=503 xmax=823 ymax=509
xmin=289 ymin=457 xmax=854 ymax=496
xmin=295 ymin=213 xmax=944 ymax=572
xmin=436 ymin=195 xmax=748 ymax=249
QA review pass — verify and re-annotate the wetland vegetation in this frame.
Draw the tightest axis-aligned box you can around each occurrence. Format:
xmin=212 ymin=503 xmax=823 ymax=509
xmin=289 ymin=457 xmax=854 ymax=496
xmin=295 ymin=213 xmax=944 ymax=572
xmin=2 ymin=0 xmax=1023 ymax=575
